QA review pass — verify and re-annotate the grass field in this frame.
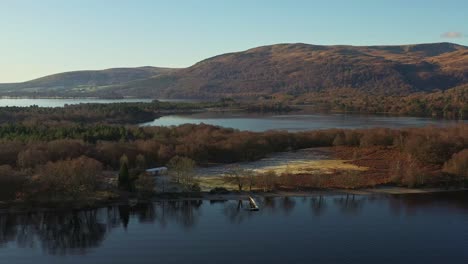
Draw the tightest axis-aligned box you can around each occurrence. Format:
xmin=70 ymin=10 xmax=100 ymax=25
xmin=198 ymin=159 xmax=368 ymax=191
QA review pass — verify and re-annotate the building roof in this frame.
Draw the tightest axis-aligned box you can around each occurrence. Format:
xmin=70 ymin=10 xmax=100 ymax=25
xmin=146 ymin=167 xmax=168 ymax=172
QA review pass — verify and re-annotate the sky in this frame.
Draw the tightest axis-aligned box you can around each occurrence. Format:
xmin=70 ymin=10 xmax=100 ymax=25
xmin=0 ymin=0 xmax=467 ymax=82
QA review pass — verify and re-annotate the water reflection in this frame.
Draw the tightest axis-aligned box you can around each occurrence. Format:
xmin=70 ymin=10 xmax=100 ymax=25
xmin=222 ymin=200 xmax=251 ymax=224
xmin=256 ymin=196 xmax=297 ymax=215
xmin=0 ymin=192 xmax=466 ymax=257
xmin=142 ymin=112 xmax=465 ymax=132
xmin=333 ymin=194 xmax=365 ymax=215
xmin=310 ymin=196 xmax=327 ymax=216
xmin=0 ymin=200 xmax=204 ymax=254
xmin=0 ymin=210 xmax=106 ymax=255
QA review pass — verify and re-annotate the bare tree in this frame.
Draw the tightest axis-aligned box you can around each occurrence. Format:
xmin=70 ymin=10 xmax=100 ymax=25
xmin=245 ymin=169 xmax=255 ymax=191
xmin=224 ymin=166 xmax=252 ymax=192
xmin=167 ymin=156 xmax=196 ymax=191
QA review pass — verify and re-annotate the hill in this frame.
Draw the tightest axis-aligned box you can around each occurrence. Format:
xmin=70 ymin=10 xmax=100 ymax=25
xmin=0 ymin=67 xmax=175 ymax=97
xmin=1 ymin=42 xmax=467 ymax=99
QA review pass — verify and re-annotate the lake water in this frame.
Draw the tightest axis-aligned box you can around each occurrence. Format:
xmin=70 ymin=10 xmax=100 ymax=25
xmin=141 ymin=112 xmax=465 ymax=132
xmin=0 ymin=98 xmax=202 ymax=107
xmin=1 ymin=99 xmax=464 ymax=131
xmin=1 ymin=192 xmax=467 ymax=263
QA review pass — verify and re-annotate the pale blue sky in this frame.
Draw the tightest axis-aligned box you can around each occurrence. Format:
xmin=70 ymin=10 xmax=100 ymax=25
xmin=0 ymin=0 xmax=466 ymax=82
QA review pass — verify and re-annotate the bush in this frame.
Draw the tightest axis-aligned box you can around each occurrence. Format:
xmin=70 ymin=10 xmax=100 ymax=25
xmin=443 ymin=149 xmax=468 ymax=185
xmin=135 ymin=173 xmax=155 ymax=198
xmin=33 ymin=156 xmax=103 ymax=200
xmin=209 ymin=187 xmax=230 ymax=194
xmin=404 ymin=135 xmax=459 ymax=164
xmin=189 ymin=183 xmax=201 ymax=193
xmin=0 ymin=165 xmax=26 ymax=200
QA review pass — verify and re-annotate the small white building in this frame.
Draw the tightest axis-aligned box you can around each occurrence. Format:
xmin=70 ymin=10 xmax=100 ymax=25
xmin=145 ymin=167 xmax=168 ymax=176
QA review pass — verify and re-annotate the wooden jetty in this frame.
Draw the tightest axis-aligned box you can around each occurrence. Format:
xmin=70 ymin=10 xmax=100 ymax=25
xmin=248 ymin=196 xmax=259 ymax=211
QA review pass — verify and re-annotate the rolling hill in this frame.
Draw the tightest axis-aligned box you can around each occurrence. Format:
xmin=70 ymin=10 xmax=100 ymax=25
xmin=1 ymin=42 xmax=467 ymax=99
xmin=0 ymin=67 xmax=175 ymax=97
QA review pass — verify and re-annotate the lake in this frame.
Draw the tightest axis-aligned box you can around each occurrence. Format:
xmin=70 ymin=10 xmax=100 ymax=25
xmin=0 ymin=98 xmax=202 ymax=107
xmin=141 ymin=112 xmax=465 ymax=132
xmin=1 ymin=99 xmax=464 ymax=131
xmin=1 ymin=192 xmax=467 ymax=264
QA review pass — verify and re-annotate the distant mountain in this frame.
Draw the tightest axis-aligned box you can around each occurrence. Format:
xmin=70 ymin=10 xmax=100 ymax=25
xmin=1 ymin=42 xmax=467 ymax=99
xmin=0 ymin=67 xmax=176 ymax=97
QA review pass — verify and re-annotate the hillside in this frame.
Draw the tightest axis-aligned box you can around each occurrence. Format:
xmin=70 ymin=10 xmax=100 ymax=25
xmin=1 ymin=42 xmax=467 ymax=99
xmin=0 ymin=67 xmax=175 ymax=97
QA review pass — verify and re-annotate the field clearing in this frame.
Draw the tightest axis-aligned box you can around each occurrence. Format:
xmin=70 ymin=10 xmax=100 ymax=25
xmin=254 ymin=159 xmax=367 ymax=174
xmin=198 ymin=159 xmax=368 ymax=191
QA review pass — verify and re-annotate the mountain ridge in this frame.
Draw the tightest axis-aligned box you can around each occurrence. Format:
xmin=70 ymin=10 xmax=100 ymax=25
xmin=1 ymin=42 xmax=466 ymax=98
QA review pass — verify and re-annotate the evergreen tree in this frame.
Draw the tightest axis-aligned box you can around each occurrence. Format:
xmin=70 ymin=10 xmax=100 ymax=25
xmin=118 ymin=162 xmax=131 ymax=191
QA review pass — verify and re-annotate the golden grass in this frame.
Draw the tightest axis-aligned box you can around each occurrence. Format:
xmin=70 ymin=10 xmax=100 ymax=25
xmin=254 ymin=159 xmax=367 ymax=175
xmin=197 ymin=159 xmax=368 ymax=191
xmin=198 ymin=177 xmax=241 ymax=191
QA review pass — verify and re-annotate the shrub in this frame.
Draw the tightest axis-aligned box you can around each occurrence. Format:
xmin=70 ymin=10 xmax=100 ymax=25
xmin=34 ymin=156 xmax=103 ymax=200
xmin=443 ymin=149 xmax=468 ymax=185
xmin=209 ymin=187 xmax=229 ymax=194
xmin=135 ymin=173 xmax=155 ymax=198
xmin=0 ymin=165 xmax=26 ymax=200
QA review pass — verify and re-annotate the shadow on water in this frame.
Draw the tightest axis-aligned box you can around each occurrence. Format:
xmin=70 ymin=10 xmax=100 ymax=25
xmin=0 ymin=191 xmax=467 ymax=256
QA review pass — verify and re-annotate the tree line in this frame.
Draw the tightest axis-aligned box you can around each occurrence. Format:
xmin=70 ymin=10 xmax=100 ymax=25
xmin=0 ymin=121 xmax=466 ymax=202
xmin=291 ymin=85 xmax=468 ymax=119
xmin=0 ymin=100 xmax=227 ymax=125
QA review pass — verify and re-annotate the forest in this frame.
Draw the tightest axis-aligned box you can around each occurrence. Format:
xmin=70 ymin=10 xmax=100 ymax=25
xmin=0 ymin=97 xmax=466 ymax=207
xmin=0 ymin=100 xmax=228 ymax=124
xmin=0 ymin=116 xmax=466 ymax=204
xmin=291 ymin=86 xmax=468 ymax=119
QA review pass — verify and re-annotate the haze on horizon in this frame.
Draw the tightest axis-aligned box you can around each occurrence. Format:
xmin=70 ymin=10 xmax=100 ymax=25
xmin=1 ymin=0 xmax=467 ymax=83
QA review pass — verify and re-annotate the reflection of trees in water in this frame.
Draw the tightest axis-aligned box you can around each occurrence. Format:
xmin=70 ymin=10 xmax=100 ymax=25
xmin=0 ymin=214 xmax=19 ymax=247
xmin=0 ymin=200 xmax=204 ymax=255
xmin=333 ymin=194 xmax=365 ymax=215
xmin=0 ymin=210 xmax=106 ymax=255
xmin=262 ymin=197 xmax=277 ymax=213
xmin=222 ymin=200 xmax=256 ymax=224
xmin=310 ymin=196 xmax=327 ymax=216
xmin=281 ymin=197 xmax=296 ymax=215
xmin=158 ymin=200 xmax=203 ymax=230
xmin=37 ymin=210 xmax=107 ymax=255
xmin=3 ymin=192 xmax=464 ymax=255
xmin=119 ymin=205 xmax=130 ymax=229
xmin=387 ymin=191 xmax=468 ymax=216
xmin=108 ymin=201 xmax=202 ymax=230
xmin=260 ymin=197 xmax=297 ymax=215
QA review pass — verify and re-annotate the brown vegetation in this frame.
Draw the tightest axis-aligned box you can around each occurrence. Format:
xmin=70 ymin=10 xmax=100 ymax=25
xmin=28 ymin=156 xmax=103 ymax=201
xmin=293 ymin=85 xmax=467 ymax=119
xmin=1 ymin=43 xmax=466 ymax=101
xmin=0 ymin=121 xmax=466 ymax=202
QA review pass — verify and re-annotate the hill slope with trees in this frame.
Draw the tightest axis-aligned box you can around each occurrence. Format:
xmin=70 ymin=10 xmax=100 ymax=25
xmin=1 ymin=42 xmax=467 ymax=99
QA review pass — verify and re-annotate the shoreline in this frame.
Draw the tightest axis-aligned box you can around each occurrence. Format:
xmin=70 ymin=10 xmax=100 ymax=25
xmin=1 ymin=187 xmax=466 ymax=214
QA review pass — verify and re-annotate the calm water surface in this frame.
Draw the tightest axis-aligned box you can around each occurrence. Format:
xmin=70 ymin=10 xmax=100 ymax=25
xmin=1 ymin=192 xmax=467 ymax=264
xmin=141 ymin=112 xmax=464 ymax=132
xmin=1 ymin=99 xmax=464 ymax=131
xmin=0 ymin=98 xmax=202 ymax=107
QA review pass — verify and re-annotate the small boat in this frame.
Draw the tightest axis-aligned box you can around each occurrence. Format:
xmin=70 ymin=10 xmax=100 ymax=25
xmin=248 ymin=196 xmax=259 ymax=211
